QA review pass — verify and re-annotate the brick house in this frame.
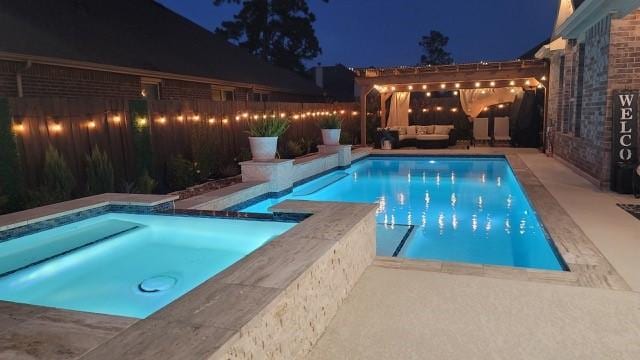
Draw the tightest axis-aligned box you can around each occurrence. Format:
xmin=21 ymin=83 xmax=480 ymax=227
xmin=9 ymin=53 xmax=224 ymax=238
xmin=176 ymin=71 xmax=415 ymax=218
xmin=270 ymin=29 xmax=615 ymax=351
xmin=0 ymin=0 xmax=323 ymax=102
xmin=537 ymin=0 xmax=640 ymax=188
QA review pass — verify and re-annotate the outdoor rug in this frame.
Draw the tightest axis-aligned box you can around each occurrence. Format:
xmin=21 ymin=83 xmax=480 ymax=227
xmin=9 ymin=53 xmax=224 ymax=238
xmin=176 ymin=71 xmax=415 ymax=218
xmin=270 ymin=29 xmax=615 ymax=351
xmin=617 ymin=204 xmax=640 ymax=221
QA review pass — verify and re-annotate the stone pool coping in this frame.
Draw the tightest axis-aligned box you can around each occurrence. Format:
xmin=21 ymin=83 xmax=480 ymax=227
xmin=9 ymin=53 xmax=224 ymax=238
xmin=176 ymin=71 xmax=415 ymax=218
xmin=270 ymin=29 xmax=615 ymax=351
xmin=0 ymin=200 xmax=377 ymax=359
xmin=178 ymin=147 xmax=629 ymax=291
xmin=0 ymin=193 xmax=178 ymax=232
xmin=368 ymin=149 xmax=629 ymax=291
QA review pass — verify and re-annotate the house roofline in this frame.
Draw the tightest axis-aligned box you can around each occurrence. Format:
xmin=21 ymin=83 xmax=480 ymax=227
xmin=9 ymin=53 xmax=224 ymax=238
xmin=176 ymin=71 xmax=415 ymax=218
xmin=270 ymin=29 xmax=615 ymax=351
xmin=553 ymin=0 xmax=640 ymax=40
xmin=0 ymin=51 xmax=307 ymax=94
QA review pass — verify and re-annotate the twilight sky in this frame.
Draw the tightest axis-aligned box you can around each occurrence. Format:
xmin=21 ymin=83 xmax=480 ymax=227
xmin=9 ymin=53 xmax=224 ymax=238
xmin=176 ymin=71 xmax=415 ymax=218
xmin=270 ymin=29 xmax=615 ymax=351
xmin=157 ymin=0 xmax=557 ymax=68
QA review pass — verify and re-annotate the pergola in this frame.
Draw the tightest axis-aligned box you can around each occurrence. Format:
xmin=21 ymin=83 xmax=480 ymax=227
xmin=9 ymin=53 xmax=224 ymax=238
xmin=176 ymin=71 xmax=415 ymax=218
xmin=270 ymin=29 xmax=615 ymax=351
xmin=353 ymin=59 xmax=550 ymax=146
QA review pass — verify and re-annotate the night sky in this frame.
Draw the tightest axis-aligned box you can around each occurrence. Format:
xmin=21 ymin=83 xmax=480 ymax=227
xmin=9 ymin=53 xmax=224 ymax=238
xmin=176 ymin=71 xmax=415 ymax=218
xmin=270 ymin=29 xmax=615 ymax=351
xmin=157 ymin=0 xmax=557 ymax=68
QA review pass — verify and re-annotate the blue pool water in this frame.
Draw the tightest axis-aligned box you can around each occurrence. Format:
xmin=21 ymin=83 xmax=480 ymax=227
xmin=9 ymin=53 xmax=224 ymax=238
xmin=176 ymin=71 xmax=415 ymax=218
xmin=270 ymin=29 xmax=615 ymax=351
xmin=242 ymin=156 xmax=564 ymax=270
xmin=0 ymin=213 xmax=294 ymax=318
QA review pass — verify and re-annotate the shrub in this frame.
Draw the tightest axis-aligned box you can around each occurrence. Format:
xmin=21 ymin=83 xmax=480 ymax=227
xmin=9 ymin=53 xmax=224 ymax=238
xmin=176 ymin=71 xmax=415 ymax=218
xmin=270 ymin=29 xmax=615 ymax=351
xmin=190 ymin=126 xmax=216 ymax=182
xmin=286 ymin=138 xmax=312 ymax=158
xmin=134 ymin=169 xmax=156 ymax=194
xmin=35 ymin=146 xmax=75 ymax=204
xmin=219 ymin=163 xmax=240 ymax=178
xmin=85 ymin=145 xmax=115 ymax=195
xmin=166 ymin=155 xmax=196 ymax=191
xmin=318 ymin=115 xmax=342 ymax=129
xmin=246 ymin=117 xmax=289 ymax=137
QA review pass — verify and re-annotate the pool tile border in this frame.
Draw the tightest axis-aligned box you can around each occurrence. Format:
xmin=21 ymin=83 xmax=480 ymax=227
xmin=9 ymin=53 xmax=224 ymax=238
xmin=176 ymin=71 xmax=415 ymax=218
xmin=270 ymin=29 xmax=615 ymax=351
xmin=369 ymin=151 xmax=629 ymax=291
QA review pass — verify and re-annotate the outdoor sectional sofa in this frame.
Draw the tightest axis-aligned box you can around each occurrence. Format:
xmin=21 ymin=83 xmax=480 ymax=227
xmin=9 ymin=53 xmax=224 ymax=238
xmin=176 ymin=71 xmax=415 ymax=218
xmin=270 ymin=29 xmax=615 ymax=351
xmin=376 ymin=125 xmax=457 ymax=149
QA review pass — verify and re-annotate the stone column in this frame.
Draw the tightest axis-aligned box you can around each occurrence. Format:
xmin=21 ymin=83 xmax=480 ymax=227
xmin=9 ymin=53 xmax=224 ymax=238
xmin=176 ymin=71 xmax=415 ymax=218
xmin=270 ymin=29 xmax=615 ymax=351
xmin=240 ymin=159 xmax=294 ymax=194
xmin=317 ymin=145 xmax=352 ymax=167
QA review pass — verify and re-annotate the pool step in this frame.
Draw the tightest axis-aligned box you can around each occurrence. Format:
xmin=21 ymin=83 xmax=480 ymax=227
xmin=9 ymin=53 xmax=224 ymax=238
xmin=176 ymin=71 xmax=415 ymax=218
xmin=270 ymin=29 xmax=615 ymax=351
xmin=292 ymin=172 xmax=349 ymax=196
xmin=376 ymin=224 xmax=414 ymax=257
xmin=0 ymin=219 xmax=143 ymax=277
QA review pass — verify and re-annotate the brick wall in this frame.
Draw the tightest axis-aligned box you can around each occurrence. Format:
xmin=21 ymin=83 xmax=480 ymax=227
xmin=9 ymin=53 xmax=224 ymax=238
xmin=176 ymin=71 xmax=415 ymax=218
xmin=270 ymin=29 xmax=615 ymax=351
xmin=0 ymin=61 xmax=19 ymax=97
xmin=160 ymin=79 xmax=212 ymax=100
xmin=551 ymin=9 xmax=640 ymax=187
xmin=20 ymin=63 xmax=141 ymax=98
xmin=607 ymin=10 xmax=640 ymax=181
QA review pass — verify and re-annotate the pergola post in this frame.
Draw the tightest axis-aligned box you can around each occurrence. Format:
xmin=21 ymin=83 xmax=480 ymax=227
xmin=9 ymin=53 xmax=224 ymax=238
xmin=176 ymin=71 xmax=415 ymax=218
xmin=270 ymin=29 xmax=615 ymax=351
xmin=359 ymin=85 xmax=373 ymax=146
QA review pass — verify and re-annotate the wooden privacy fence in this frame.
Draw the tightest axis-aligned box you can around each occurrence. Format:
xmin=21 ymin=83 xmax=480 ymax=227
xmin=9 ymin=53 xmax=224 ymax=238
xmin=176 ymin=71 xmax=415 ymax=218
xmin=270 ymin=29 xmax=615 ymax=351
xmin=6 ymin=97 xmax=359 ymax=190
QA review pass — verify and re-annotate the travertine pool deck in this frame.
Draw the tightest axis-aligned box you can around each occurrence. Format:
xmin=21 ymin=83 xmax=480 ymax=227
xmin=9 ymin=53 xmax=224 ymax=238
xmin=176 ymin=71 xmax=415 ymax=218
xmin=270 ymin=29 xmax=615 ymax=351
xmin=308 ymin=266 xmax=640 ymax=360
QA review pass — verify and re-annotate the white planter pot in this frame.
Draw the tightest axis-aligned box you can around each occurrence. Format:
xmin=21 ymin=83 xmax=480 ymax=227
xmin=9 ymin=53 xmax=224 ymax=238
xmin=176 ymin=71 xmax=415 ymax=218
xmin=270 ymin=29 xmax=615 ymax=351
xmin=321 ymin=129 xmax=341 ymax=145
xmin=249 ymin=137 xmax=278 ymax=161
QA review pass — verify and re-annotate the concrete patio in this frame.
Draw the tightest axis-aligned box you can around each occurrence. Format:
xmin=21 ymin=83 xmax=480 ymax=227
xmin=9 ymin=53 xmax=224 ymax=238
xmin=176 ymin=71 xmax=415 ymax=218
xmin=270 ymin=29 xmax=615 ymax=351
xmin=309 ymin=150 xmax=640 ymax=360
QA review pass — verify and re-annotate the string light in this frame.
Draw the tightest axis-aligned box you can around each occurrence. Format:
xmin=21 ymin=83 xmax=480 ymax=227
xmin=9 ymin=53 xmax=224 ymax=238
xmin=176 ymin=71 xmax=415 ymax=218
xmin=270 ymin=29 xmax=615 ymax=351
xmin=537 ymin=83 xmax=543 ymax=89
xmin=525 ymin=80 xmax=531 ymax=86
xmin=509 ymin=80 xmax=515 ymax=86
xmin=498 ymin=104 xmax=505 ymax=109
xmin=12 ymin=122 xmax=24 ymax=133
xmin=541 ymin=76 xmax=547 ymax=81
xmin=50 ymin=122 xmax=62 ymax=133
xmin=339 ymin=110 xmax=345 ymax=115
xmin=242 ymin=112 xmax=249 ymax=118
xmin=87 ymin=120 xmax=96 ymax=129
xmin=426 ymin=92 xmax=431 ymax=97
xmin=422 ymin=108 xmax=427 ymax=112
xmin=156 ymin=116 xmax=166 ymax=124
xmin=192 ymin=114 xmax=200 ymax=122
xmin=280 ymin=112 xmax=286 ymax=118
xmin=137 ymin=117 xmax=147 ymax=126
xmin=408 ymin=85 xmax=413 ymax=90
xmin=440 ymin=83 xmax=446 ymax=89
xmin=112 ymin=115 xmax=121 ymax=123
xmin=352 ymin=111 xmax=359 ymax=116
xmin=453 ymin=91 xmax=458 ymax=96
xmin=208 ymin=117 xmax=216 ymax=124
xmin=422 ymin=84 xmax=427 ymax=90
xmin=490 ymin=81 xmax=496 ymax=87
xmin=451 ymin=107 xmax=458 ymax=112
xmin=510 ymin=88 xmax=516 ymax=93
xmin=455 ymin=83 xmax=460 ymax=88
xmin=390 ymin=86 xmax=396 ymax=91
xmin=222 ymin=117 xmax=229 ymax=124
xmin=475 ymin=82 xmax=481 ymax=87
xmin=436 ymin=106 xmax=443 ymax=111
xmin=235 ymin=115 xmax=241 ymax=121
xmin=176 ymin=115 xmax=184 ymax=122
xmin=408 ymin=108 xmax=413 ymax=113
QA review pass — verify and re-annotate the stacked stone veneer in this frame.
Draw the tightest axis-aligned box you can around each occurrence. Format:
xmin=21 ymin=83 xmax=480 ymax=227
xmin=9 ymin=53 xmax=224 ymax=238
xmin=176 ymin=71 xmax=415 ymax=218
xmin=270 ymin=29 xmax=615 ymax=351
xmin=549 ymin=9 xmax=640 ymax=187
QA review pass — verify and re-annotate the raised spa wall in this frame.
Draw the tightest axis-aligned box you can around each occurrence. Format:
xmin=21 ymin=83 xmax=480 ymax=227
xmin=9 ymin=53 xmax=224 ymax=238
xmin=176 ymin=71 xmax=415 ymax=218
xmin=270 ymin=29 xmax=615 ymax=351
xmin=174 ymin=145 xmax=370 ymax=212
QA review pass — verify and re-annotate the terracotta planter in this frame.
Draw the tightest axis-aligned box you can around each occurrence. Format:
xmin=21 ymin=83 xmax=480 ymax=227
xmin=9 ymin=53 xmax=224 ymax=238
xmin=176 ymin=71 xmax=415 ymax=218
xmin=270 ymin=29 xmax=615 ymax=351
xmin=249 ymin=137 xmax=278 ymax=161
xmin=321 ymin=129 xmax=341 ymax=145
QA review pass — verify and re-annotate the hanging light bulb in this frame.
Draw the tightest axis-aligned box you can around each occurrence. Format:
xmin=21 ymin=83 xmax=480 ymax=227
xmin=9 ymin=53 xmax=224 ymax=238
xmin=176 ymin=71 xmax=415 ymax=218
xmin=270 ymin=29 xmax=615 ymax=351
xmin=426 ymin=92 xmax=431 ymax=97
xmin=490 ymin=81 xmax=496 ymax=87
xmin=509 ymin=80 xmax=516 ymax=86
xmin=422 ymin=84 xmax=427 ymax=90
xmin=475 ymin=82 xmax=481 ymax=87
xmin=440 ymin=83 xmax=446 ymax=89
xmin=455 ymin=83 xmax=460 ymax=88
xmin=408 ymin=85 xmax=413 ymax=90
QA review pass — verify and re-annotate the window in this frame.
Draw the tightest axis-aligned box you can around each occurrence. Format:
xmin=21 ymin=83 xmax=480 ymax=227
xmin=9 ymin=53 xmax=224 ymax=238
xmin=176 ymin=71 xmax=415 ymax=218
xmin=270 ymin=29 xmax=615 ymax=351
xmin=252 ymin=91 xmax=271 ymax=102
xmin=556 ymin=55 xmax=565 ymax=132
xmin=141 ymin=78 xmax=161 ymax=100
xmin=212 ymin=86 xmax=235 ymax=101
xmin=573 ymin=44 xmax=585 ymax=137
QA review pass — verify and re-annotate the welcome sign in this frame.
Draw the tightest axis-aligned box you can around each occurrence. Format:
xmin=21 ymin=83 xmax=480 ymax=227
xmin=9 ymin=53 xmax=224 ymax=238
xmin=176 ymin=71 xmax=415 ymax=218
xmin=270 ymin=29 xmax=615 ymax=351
xmin=612 ymin=90 xmax=638 ymax=164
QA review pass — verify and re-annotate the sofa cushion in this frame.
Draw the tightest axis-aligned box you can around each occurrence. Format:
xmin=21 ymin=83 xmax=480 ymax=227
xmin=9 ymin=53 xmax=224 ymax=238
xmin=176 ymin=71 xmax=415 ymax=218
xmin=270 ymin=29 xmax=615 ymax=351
xmin=406 ymin=126 xmax=417 ymax=136
xmin=434 ymin=125 xmax=453 ymax=135
xmin=416 ymin=126 xmax=428 ymax=135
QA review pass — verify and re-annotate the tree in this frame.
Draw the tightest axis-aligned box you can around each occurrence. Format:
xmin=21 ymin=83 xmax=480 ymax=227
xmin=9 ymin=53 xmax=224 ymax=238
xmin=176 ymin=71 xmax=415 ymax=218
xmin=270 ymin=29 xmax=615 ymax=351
xmin=213 ymin=0 xmax=327 ymax=74
xmin=419 ymin=30 xmax=453 ymax=65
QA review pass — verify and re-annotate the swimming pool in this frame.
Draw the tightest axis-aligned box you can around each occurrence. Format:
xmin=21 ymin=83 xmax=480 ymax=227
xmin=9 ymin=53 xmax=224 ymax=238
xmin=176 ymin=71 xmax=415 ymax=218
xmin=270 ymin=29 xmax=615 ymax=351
xmin=0 ymin=213 xmax=295 ymax=318
xmin=241 ymin=156 xmax=564 ymax=271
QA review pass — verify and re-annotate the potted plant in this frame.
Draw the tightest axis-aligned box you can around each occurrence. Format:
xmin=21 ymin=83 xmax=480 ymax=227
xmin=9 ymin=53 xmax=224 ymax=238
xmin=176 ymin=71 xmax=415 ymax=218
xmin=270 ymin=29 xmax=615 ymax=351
xmin=246 ymin=117 xmax=290 ymax=161
xmin=319 ymin=115 xmax=342 ymax=145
